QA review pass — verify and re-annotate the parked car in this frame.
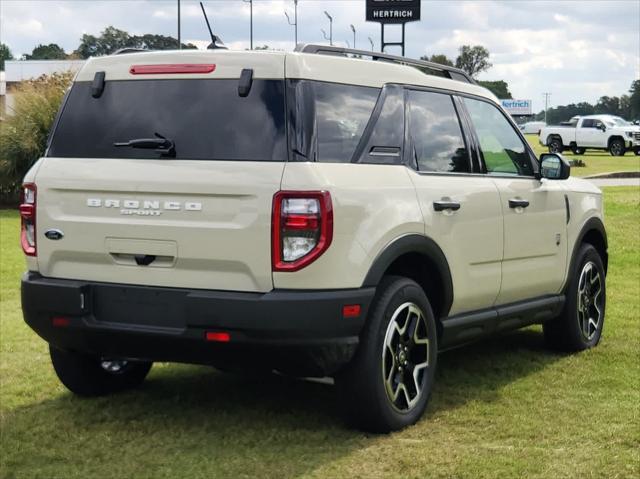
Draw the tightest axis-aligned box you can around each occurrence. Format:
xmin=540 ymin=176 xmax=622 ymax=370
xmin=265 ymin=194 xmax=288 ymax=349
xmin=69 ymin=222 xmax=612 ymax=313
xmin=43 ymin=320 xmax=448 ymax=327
xmin=518 ymin=121 xmax=546 ymax=135
xmin=539 ymin=114 xmax=640 ymax=156
xmin=20 ymin=45 xmax=608 ymax=432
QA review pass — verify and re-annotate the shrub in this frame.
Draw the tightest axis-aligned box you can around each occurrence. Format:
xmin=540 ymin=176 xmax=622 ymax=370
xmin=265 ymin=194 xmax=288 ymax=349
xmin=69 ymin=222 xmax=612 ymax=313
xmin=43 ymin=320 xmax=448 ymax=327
xmin=0 ymin=71 xmax=74 ymax=205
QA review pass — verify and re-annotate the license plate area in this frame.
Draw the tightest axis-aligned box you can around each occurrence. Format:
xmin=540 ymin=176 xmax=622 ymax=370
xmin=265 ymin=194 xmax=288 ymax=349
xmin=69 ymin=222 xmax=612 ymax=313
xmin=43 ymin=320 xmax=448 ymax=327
xmin=92 ymin=285 xmax=186 ymax=329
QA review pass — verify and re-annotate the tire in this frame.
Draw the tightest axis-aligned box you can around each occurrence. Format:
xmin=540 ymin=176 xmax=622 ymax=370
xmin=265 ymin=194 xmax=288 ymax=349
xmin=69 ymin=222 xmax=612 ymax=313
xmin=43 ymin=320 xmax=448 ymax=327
xmin=336 ymin=276 xmax=438 ymax=433
xmin=634 ymin=147 xmax=640 ymax=156
xmin=548 ymin=137 xmax=563 ymax=154
xmin=50 ymin=346 xmax=152 ymax=396
xmin=543 ymin=244 xmax=606 ymax=352
xmin=609 ymin=138 xmax=626 ymax=156
xmin=572 ymin=147 xmax=586 ymax=155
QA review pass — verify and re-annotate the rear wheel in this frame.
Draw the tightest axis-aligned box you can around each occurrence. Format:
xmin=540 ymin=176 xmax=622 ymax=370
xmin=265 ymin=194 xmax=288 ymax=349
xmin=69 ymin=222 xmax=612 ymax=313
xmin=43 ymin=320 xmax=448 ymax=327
xmin=543 ymin=244 xmax=606 ymax=351
xmin=634 ymin=147 xmax=640 ymax=156
xmin=336 ymin=276 xmax=437 ymax=433
xmin=548 ymin=137 xmax=563 ymax=154
xmin=50 ymin=346 xmax=152 ymax=396
xmin=609 ymin=138 xmax=626 ymax=156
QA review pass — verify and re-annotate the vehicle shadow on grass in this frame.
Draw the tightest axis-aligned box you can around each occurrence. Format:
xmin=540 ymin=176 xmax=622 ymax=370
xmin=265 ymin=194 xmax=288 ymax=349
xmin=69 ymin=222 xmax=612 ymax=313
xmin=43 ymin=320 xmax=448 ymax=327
xmin=2 ymin=327 xmax=565 ymax=477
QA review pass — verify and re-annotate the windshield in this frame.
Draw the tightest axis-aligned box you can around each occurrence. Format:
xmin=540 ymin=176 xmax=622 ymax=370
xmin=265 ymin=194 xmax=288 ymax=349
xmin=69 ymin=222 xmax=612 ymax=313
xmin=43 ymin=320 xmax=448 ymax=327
xmin=48 ymin=79 xmax=287 ymax=161
xmin=609 ymin=117 xmax=630 ymax=126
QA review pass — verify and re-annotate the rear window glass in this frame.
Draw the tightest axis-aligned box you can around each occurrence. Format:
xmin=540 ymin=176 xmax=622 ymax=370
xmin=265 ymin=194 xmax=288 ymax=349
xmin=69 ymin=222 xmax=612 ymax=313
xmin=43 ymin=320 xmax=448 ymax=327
xmin=48 ymin=79 xmax=286 ymax=161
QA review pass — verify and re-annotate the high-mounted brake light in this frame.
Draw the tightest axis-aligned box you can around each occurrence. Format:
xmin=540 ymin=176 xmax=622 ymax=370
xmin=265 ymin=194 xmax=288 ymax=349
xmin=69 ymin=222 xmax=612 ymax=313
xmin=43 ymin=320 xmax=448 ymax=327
xmin=272 ymin=191 xmax=333 ymax=272
xmin=129 ymin=64 xmax=216 ymax=75
xmin=205 ymin=331 xmax=231 ymax=342
xmin=19 ymin=183 xmax=37 ymax=257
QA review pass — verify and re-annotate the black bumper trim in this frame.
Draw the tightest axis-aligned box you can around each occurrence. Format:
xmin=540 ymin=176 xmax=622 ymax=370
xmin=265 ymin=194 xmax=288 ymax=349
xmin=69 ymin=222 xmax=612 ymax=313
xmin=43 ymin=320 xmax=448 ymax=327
xmin=21 ymin=272 xmax=375 ymax=376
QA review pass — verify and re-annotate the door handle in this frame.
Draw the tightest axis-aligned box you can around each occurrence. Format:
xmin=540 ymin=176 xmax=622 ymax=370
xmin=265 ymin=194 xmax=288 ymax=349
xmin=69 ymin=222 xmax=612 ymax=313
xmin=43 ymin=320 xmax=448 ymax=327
xmin=508 ymin=198 xmax=530 ymax=209
xmin=433 ymin=200 xmax=461 ymax=212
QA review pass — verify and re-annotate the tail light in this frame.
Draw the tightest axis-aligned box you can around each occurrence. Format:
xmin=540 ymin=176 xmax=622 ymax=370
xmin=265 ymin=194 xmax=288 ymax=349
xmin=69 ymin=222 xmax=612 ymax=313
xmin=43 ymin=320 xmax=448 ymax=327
xmin=272 ymin=191 xmax=333 ymax=272
xmin=19 ymin=183 xmax=37 ymax=256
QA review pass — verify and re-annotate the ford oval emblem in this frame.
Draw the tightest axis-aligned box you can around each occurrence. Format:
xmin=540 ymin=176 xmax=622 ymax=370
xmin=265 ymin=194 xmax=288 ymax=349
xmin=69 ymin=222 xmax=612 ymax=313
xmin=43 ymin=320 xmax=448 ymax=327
xmin=44 ymin=229 xmax=64 ymax=240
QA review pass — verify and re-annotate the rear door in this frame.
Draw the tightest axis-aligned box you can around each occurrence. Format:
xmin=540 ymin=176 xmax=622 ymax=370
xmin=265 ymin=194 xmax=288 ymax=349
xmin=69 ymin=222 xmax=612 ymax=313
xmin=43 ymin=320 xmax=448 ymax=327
xmin=35 ymin=53 xmax=286 ymax=292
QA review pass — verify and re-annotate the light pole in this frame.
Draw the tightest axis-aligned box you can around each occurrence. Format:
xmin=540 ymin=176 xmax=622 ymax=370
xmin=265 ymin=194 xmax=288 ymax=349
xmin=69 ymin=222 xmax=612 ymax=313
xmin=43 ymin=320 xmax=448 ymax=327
xmin=324 ymin=11 xmax=333 ymax=46
xmin=350 ymin=24 xmax=356 ymax=50
xmin=543 ymin=92 xmax=552 ymax=124
xmin=368 ymin=36 xmax=374 ymax=51
xmin=177 ymin=0 xmax=181 ymax=49
xmin=345 ymin=39 xmax=351 ymax=48
xmin=242 ymin=0 xmax=253 ymax=50
xmin=284 ymin=0 xmax=298 ymax=47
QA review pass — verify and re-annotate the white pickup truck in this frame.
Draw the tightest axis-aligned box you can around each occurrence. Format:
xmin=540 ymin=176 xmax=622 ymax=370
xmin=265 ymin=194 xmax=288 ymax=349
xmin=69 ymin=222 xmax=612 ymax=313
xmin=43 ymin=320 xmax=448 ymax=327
xmin=539 ymin=114 xmax=640 ymax=156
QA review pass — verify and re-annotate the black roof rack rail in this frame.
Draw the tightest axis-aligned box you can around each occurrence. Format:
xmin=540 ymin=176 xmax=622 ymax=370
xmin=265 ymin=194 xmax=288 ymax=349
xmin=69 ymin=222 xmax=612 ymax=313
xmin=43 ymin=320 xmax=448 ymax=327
xmin=112 ymin=48 xmax=151 ymax=55
xmin=294 ymin=44 xmax=475 ymax=84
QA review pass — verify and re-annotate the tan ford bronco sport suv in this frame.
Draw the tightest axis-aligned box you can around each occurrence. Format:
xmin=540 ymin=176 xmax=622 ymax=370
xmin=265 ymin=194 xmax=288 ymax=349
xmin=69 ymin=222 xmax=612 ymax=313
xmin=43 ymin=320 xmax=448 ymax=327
xmin=20 ymin=45 xmax=608 ymax=432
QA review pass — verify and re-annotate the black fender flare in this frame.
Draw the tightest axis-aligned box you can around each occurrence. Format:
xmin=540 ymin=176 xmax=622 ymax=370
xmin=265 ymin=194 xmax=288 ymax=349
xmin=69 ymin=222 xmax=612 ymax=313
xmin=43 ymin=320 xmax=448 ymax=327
xmin=362 ymin=234 xmax=454 ymax=318
xmin=565 ymin=217 xmax=608 ymax=291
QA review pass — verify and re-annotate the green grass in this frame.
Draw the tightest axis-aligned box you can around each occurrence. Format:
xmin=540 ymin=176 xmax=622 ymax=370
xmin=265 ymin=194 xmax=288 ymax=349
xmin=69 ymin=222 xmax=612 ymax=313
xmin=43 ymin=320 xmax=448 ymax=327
xmin=524 ymin=134 xmax=640 ymax=177
xmin=1 ymin=188 xmax=639 ymax=478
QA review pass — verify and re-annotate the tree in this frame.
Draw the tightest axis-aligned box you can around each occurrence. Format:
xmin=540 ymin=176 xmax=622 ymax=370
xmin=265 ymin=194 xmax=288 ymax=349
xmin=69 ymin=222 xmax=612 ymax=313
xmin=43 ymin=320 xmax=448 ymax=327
xmin=0 ymin=43 xmax=13 ymax=70
xmin=420 ymin=54 xmax=454 ymax=67
xmin=478 ymin=80 xmax=512 ymax=99
xmin=74 ymin=26 xmax=196 ymax=58
xmin=25 ymin=43 xmax=68 ymax=60
xmin=455 ymin=45 xmax=492 ymax=78
xmin=629 ymin=80 xmax=640 ymax=119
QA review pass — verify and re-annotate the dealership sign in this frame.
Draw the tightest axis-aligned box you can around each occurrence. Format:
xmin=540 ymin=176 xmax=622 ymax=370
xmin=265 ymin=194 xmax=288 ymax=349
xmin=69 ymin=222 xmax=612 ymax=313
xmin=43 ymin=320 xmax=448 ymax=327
xmin=500 ymin=99 xmax=533 ymax=116
xmin=366 ymin=0 xmax=421 ymax=24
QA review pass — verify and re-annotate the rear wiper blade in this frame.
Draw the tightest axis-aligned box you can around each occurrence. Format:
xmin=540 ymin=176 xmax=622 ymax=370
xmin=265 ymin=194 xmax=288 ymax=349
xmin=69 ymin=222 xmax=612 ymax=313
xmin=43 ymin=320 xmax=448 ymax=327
xmin=114 ymin=132 xmax=175 ymax=157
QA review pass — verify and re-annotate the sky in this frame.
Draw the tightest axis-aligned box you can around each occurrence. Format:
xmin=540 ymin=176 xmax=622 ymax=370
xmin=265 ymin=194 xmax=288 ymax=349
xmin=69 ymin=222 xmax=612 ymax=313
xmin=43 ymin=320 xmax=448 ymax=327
xmin=1 ymin=0 xmax=638 ymax=110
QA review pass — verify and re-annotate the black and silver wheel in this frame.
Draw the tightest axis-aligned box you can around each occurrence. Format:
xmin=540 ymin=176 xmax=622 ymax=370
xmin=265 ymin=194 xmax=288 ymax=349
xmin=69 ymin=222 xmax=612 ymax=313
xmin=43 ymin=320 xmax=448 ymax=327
xmin=548 ymin=137 xmax=563 ymax=154
xmin=609 ymin=138 xmax=626 ymax=156
xmin=50 ymin=346 xmax=152 ymax=396
xmin=634 ymin=147 xmax=640 ymax=156
xmin=544 ymin=244 xmax=606 ymax=351
xmin=336 ymin=276 xmax=437 ymax=432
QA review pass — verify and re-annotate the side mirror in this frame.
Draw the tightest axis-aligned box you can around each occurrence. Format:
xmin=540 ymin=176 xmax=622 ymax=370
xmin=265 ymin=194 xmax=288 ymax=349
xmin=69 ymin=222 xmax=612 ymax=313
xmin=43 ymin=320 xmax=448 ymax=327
xmin=540 ymin=153 xmax=570 ymax=180
xmin=598 ymin=123 xmax=606 ymax=132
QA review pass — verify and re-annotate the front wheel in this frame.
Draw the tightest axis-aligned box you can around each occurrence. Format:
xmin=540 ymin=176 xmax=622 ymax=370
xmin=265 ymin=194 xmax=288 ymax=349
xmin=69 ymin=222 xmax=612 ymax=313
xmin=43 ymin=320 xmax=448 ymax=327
xmin=609 ymin=138 xmax=626 ymax=156
xmin=572 ymin=147 xmax=586 ymax=155
xmin=336 ymin=276 xmax=438 ymax=433
xmin=50 ymin=346 xmax=152 ymax=396
xmin=543 ymin=244 xmax=606 ymax=351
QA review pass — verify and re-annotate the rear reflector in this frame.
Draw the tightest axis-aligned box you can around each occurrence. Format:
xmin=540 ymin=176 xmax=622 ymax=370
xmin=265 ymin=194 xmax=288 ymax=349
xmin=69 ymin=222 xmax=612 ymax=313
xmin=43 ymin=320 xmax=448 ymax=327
xmin=205 ymin=331 xmax=231 ymax=342
xmin=129 ymin=64 xmax=216 ymax=75
xmin=52 ymin=316 xmax=70 ymax=327
xmin=342 ymin=305 xmax=361 ymax=318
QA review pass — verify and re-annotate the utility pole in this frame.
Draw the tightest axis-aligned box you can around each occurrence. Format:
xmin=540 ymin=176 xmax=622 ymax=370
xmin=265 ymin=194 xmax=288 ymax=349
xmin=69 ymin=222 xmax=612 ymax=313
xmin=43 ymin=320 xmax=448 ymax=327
xmin=285 ymin=0 xmax=298 ymax=47
xmin=350 ymin=24 xmax=356 ymax=49
xmin=543 ymin=92 xmax=552 ymax=123
xmin=177 ymin=0 xmax=181 ymax=49
xmin=324 ymin=11 xmax=333 ymax=46
xmin=368 ymin=36 xmax=374 ymax=51
xmin=242 ymin=0 xmax=253 ymax=49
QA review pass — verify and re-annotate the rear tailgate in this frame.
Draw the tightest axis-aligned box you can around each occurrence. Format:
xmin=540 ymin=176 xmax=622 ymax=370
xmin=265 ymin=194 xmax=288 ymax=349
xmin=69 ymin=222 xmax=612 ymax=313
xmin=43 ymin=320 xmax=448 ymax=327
xmin=34 ymin=51 xmax=286 ymax=293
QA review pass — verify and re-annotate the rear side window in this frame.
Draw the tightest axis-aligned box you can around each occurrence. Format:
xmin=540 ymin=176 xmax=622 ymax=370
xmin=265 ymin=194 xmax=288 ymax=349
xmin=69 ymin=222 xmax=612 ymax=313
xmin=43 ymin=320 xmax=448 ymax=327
xmin=48 ymin=79 xmax=286 ymax=161
xmin=463 ymin=97 xmax=534 ymax=176
xmin=289 ymin=80 xmax=380 ymax=163
xmin=407 ymin=90 xmax=469 ymax=173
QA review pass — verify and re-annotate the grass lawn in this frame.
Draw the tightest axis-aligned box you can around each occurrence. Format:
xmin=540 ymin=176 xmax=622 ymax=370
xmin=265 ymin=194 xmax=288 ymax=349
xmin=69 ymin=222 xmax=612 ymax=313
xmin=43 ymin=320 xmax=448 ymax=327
xmin=524 ymin=134 xmax=640 ymax=177
xmin=1 ymin=187 xmax=639 ymax=478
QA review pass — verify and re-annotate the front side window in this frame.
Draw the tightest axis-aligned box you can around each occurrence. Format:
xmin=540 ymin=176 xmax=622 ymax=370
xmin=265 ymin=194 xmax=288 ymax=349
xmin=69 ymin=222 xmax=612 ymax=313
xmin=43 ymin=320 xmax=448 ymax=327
xmin=581 ymin=119 xmax=594 ymax=128
xmin=407 ymin=90 xmax=469 ymax=173
xmin=463 ymin=97 xmax=533 ymax=176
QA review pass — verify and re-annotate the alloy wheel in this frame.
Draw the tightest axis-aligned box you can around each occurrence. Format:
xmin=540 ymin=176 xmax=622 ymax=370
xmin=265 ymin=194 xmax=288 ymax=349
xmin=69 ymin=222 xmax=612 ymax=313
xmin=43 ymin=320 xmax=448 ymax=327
xmin=577 ymin=261 xmax=603 ymax=341
xmin=382 ymin=302 xmax=430 ymax=412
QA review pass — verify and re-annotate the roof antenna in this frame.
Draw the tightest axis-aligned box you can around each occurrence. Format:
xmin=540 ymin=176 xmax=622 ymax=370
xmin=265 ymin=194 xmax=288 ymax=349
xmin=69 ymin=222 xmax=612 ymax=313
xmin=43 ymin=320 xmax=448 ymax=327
xmin=200 ymin=1 xmax=226 ymax=49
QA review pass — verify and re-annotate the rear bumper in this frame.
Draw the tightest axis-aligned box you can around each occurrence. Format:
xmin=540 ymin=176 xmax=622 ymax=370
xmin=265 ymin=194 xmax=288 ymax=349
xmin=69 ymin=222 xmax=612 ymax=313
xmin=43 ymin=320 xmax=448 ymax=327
xmin=21 ymin=272 xmax=375 ymax=376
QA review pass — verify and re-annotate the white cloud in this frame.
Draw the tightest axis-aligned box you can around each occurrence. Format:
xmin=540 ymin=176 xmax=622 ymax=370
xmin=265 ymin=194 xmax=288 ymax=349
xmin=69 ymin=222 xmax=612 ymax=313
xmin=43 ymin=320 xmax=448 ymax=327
xmin=0 ymin=0 xmax=637 ymax=108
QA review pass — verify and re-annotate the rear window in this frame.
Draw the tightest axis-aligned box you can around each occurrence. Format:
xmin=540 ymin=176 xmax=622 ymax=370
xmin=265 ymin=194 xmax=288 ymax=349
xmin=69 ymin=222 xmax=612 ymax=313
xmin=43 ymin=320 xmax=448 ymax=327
xmin=48 ymin=79 xmax=287 ymax=161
